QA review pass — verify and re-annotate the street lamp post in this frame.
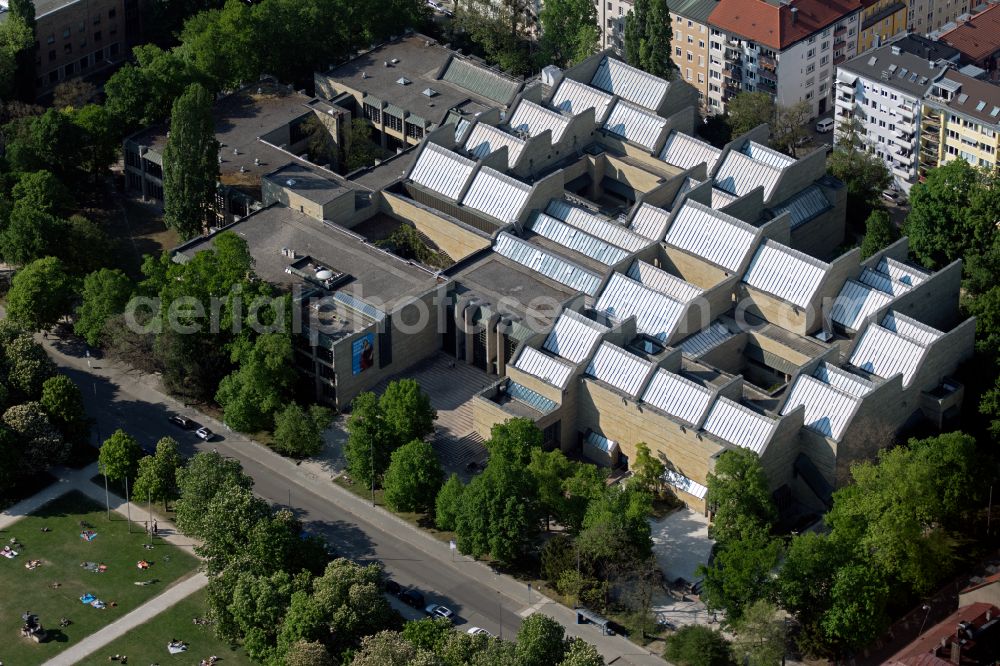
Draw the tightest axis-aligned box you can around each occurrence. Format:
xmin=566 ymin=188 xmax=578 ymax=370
xmin=124 ymin=475 xmax=132 ymax=533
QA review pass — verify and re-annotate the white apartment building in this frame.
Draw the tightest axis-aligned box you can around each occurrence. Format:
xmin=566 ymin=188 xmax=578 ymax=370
xmin=707 ymin=0 xmax=862 ymax=117
xmin=835 ymin=37 xmax=949 ymax=191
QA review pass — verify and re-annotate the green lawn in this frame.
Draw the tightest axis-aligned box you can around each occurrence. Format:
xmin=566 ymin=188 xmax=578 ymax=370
xmin=0 ymin=491 xmax=199 ymax=665
xmin=81 ymin=588 xmax=253 ymax=666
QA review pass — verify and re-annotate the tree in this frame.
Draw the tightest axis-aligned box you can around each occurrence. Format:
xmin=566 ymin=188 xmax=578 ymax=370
xmin=726 ymin=92 xmax=774 ymax=136
xmin=0 ymin=208 xmax=66 ymax=266
xmin=345 ymin=119 xmax=381 ymax=171
xmin=174 ymin=450 xmax=254 ymax=539
xmin=6 ymin=257 xmax=78 ymax=330
xmin=3 ymin=108 xmax=84 ymax=182
xmin=631 ymin=442 xmax=664 ymax=496
xmin=827 ymin=117 xmax=892 ymax=221
xmin=345 ymin=392 xmax=389 ymax=489
xmin=515 ymin=613 xmax=567 ymax=666
xmin=775 ymin=532 xmax=847 ymax=639
xmin=771 ymin=101 xmax=811 ymax=157
xmin=53 ymin=80 xmax=97 ymax=109
xmin=664 ymin=625 xmax=733 ymax=666
xmin=435 ymin=473 xmax=465 ymax=531
xmin=72 ymin=104 xmax=120 ymax=182
xmin=99 ymin=429 xmax=142 ymax=482
xmin=284 ymin=640 xmax=333 ymax=666
xmin=216 ymin=332 xmax=297 ymax=432
xmin=529 ymin=447 xmax=575 ymax=528
xmin=539 ymin=0 xmax=598 ymax=67
xmin=4 ymin=334 xmax=56 ymax=399
xmin=731 ymin=600 xmax=786 ymax=666
xmin=859 ymin=208 xmax=898 ymax=259
xmin=381 ymin=378 xmax=436 ymax=448
xmin=402 ymin=617 xmax=454 ymax=652
xmin=905 ymin=159 xmax=999 ymax=268
xmin=162 ymin=82 xmax=220 ymax=239
xmin=133 ymin=437 xmax=182 ymax=509
xmin=198 ymin=482 xmax=272 ymax=573
xmin=74 ymin=268 xmax=134 ymax=346
xmin=698 ymin=525 xmax=781 ymax=621
xmin=487 ymin=417 xmax=542 ymax=466
xmin=39 ymin=375 xmax=89 ymax=443
xmin=0 ymin=13 xmax=32 ymax=100
xmin=623 ymin=0 xmax=674 ymax=79
xmin=705 ymin=449 xmax=776 ymax=544
xmin=350 ymin=631 xmax=438 ymax=666
xmin=10 ymin=170 xmax=73 ymax=216
xmin=578 ymin=484 xmax=653 ymax=565
xmin=3 ymin=402 xmax=67 ymax=475
xmin=272 ymin=402 xmax=330 ymax=458
xmin=383 ymin=439 xmax=444 ymax=513
xmin=559 ymin=638 xmax=604 ymax=666
xmin=820 ymin=563 xmax=890 ymax=651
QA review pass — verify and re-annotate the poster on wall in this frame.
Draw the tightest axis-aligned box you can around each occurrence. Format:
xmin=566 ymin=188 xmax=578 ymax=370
xmin=352 ymin=333 xmax=376 ymax=375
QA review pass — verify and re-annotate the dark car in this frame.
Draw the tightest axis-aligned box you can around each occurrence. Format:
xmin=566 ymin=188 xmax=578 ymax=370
xmin=400 ymin=589 xmax=425 ymax=608
xmin=385 ymin=579 xmax=402 ymax=596
xmin=169 ymin=415 xmax=194 ymax=429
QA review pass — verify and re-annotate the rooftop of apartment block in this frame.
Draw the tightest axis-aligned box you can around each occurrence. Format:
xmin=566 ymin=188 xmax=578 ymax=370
xmin=938 ymin=2 xmax=1000 ymax=62
xmin=930 ymin=69 xmax=1000 ymax=125
xmin=708 ymin=0 xmax=861 ymax=51
xmin=670 ymin=0 xmax=721 ymax=23
xmin=176 ymin=205 xmax=439 ymax=312
xmin=322 ymin=33 xmax=524 ymax=125
xmin=889 ymin=33 xmax=961 ymax=62
xmin=840 ymin=39 xmax=948 ymax=96
xmin=885 ymin=602 xmax=1000 ymax=666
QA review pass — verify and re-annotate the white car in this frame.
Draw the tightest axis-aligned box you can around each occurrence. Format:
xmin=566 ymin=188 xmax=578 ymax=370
xmin=815 ymin=117 xmax=835 ymax=133
xmin=195 ymin=427 xmax=214 ymax=441
xmin=425 ymin=604 xmax=454 ymax=621
xmin=467 ymin=627 xmax=493 ymax=637
xmin=426 ymin=0 xmax=442 ymax=9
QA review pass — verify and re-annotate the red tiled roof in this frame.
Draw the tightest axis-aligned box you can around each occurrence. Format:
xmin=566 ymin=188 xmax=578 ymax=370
xmin=939 ymin=4 xmax=1000 ymax=63
xmin=961 ymin=571 xmax=1000 ymax=594
xmin=884 ymin=603 xmax=1000 ymax=666
xmin=708 ymin=0 xmax=861 ymax=51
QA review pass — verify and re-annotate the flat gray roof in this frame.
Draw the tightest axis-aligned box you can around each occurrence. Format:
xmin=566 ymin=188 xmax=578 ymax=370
xmin=178 ymin=205 xmax=439 ymax=311
xmin=323 ymin=34 xmax=520 ymax=125
xmin=841 ymin=41 xmax=946 ymax=97
xmin=266 ymin=163 xmax=344 ymax=205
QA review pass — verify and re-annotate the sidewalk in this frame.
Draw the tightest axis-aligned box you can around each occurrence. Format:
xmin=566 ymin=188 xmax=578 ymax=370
xmin=40 ymin=336 xmax=668 ymax=665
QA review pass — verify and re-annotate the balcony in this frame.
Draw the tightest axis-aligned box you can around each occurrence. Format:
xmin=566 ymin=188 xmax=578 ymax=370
xmin=835 ymin=25 xmax=847 ymax=36
xmin=758 ymin=77 xmax=776 ymax=92
xmin=898 ymin=104 xmax=915 ymax=120
xmin=759 ymin=54 xmax=776 ymax=71
xmin=896 ymin=118 xmax=915 ymax=134
xmin=892 ymin=165 xmax=913 ymax=180
xmin=833 ymin=54 xmax=846 ymax=65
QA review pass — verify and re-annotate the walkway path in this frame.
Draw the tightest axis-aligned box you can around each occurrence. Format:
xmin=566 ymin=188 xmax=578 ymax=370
xmin=1 ymin=460 xmax=208 ymax=665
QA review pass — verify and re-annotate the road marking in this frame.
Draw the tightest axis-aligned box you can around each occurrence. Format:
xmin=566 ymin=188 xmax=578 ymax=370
xmin=518 ymin=599 xmax=548 ymax=618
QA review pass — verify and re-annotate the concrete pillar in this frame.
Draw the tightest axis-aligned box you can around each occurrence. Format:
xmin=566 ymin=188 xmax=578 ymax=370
xmin=497 ymin=318 xmax=511 ymax=378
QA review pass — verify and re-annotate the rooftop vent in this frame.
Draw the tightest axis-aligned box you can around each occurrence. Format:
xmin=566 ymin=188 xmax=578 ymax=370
xmin=396 ymin=77 xmax=411 ymax=85
xmin=281 ymin=247 xmax=296 ymax=258
xmin=891 ymin=45 xmax=901 ymax=55
xmin=391 ymin=58 xmax=400 ymax=64
xmin=254 ymin=157 xmax=260 ymax=166
xmin=422 ymin=87 xmax=438 ymax=97
xmin=361 ymin=71 xmax=368 ymax=79
xmin=316 ymin=268 xmax=334 ymax=281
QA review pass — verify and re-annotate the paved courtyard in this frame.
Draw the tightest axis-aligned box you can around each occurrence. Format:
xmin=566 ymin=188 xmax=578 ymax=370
xmin=649 ymin=508 xmax=717 ymax=628
xmin=320 ymin=353 xmax=496 ymax=478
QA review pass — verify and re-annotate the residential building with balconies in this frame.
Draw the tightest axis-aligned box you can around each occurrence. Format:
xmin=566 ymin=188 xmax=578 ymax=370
xmin=857 ymin=0 xmax=907 ymax=53
xmin=933 ymin=3 xmax=1000 ymax=81
xmin=920 ymin=70 xmax=1000 ymax=178
xmin=707 ymin=0 xmax=862 ymax=117
xmin=836 ymin=38 xmax=949 ymax=191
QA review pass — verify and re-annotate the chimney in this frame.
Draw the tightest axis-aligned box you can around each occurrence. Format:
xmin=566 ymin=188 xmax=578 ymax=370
xmin=791 ymin=6 xmax=798 ymax=22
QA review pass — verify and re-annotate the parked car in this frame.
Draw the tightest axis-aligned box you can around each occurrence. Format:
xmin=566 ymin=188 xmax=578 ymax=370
xmin=195 ymin=427 xmax=214 ymax=441
xmin=467 ymin=627 xmax=493 ymax=637
xmin=400 ymin=589 xmax=425 ymax=608
xmin=385 ymin=579 xmax=402 ymax=596
xmin=882 ymin=188 xmax=901 ymax=203
xmin=425 ymin=604 xmax=454 ymax=621
xmin=169 ymin=415 xmax=193 ymax=429
xmin=815 ymin=117 xmax=835 ymax=133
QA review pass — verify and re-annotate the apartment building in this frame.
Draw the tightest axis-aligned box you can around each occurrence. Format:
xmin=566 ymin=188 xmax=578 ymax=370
xmin=920 ymin=70 xmax=1000 ymax=177
xmin=0 ymin=0 xmax=140 ymax=97
xmin=857 ymin=0 xmax=907 ymax=52
xmin=835 ymin=38 xmax=950 ymax=191
xmin=706 ymin=0 xmax=862 ymax=117
xmin=934 ymin=3 xmax=1000 ymax=80
xmin=908 ymin=0 xmax=972 ymax=35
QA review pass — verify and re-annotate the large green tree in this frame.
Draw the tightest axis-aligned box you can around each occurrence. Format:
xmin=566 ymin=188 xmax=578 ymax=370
xmin=731 ymin=600 xmax=786 ymax=666
xmin=905 ymin=159 xmax=999 ymax=268
xmin=538 ymin=0 xmax=598 ymax=67
xmin=726 ymin=92 xmax=774 ymax=136
xmin=383 ymin=439 xmax=444 ymax=513
xmin=435 ymin=473 xmax=465 ymax=531
xmin=827 ymin=117 xmax=892 ymax=221
xmin=74 ymin=268 xmax=134 ymax=346
xmin=664 ymin=625 xmax=733 ymax=666
xmin=515 ymin=614 xmax=569 ymax=666
xmin=174 ymin=450 xmax=254 ymax=539
xmin=859 ymin=208 xmax=898 ymax=259
xmin=3 ymin=401 xmax=66 ymax=475
xmin=699 ymin=525 xmax=781 ymax=622
xmin=162 ymin=82 xmax=220 ymax=239
xmin=705 ymin=449 xmax=776 ymax=544
xmin=272 ymin=402 xmax=330 ymax=458
xmin=0 ymin=13 xmax=32 ymax=101
xmin=39 ymin=375 xmax=89 ymax=444
xmin=133 ymin=437 xmax=183 ymax=509
xmin=623 ymin=0 xmax=674 ymax=79
xmin=216 ymin=332 xmax=297 ymax=432
xmin=6 ymin=257 xmax=78 ymax=331
xmin=98 ymin=429 xmax=143 ymax=482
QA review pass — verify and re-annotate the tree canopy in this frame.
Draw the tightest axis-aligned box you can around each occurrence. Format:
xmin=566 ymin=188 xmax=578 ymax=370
xmin=98 ymin=429 xmax=143 ymax=482
xmin=623 ymin=0 xmax=674 ymax=79
xmin=6 ymin=257 xmax=78 ymax=331
xmin=383 ymin=439 xmax=444 ymax=513
xmin=162 ymin=82 xmax=220 ymax=239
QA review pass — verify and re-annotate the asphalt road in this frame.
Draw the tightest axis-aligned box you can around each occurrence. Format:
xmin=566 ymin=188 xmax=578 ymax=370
xmin=54 ymin=339 xmax=524 ymax=640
